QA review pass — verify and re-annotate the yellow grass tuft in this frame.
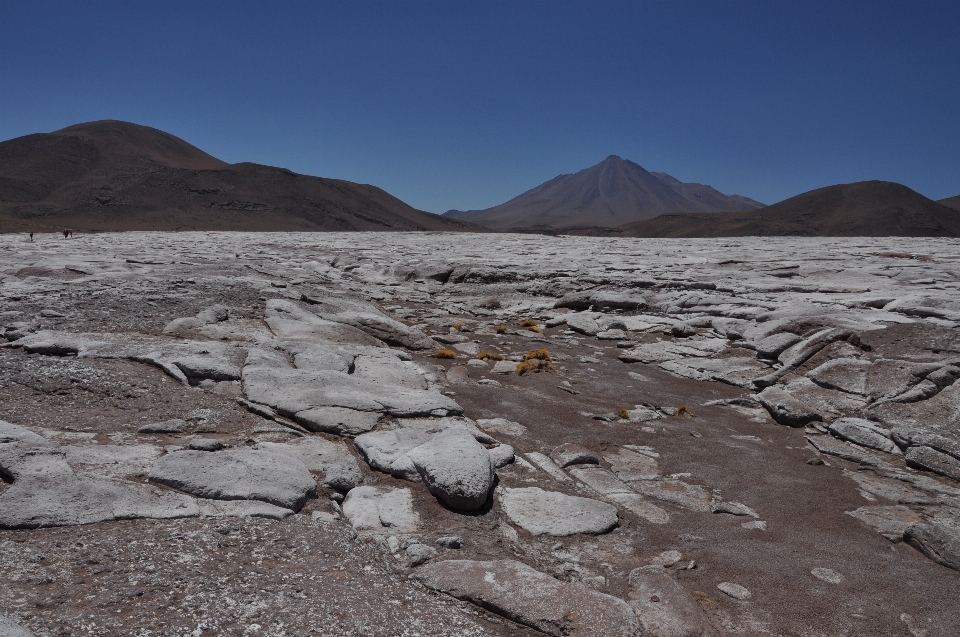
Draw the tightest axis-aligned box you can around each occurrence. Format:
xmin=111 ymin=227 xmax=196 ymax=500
xmin=524 ymin=348 xmax=552 ymax=361
xmin=432 ymin=349 xmax=457 ymax=359
xmin=477 ymin=351 xmax=505 ymax=361
xmin=675 ymin=404 xmax=693 ymax=418
xmin=516 ymin=359 xmax=555 ymax=375
xmin=525 ymin=325 xmax=543 ymax=333
xmin=617 ymin=408 xmax=631 ymax=420
xmin=519 ymin=319 xmax=539 ymax=328
xmin=495 ymin=325 xmax=508 ymax=334
xmin=451 ymin=322 xmax=464 ymax=331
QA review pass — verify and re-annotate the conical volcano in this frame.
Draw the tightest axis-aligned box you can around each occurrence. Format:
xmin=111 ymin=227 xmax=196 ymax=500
xmin=444 ymin=155 xmax=763 ymax=229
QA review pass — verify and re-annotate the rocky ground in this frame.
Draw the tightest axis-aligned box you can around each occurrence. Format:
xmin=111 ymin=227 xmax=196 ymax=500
xmin=1 ymin=231 xmax=959 ymax=637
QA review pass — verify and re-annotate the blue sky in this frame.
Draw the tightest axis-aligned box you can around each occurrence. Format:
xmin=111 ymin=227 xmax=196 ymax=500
xmin=1 ymin=1 xmax=957 ymax=212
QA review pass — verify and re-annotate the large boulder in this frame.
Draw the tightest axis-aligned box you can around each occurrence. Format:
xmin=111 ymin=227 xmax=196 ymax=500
xmin=757 ymin=386 xmax=823 ymax=427
xmin=413 ymin=559 xmax=640 ymax=637
xmin=905 ymin=446 xmax=960 ymax=481
xmin=904 ymin=522 xmax=960 ymax=571
xmin=406 ymin=427 xmax=495 ymax=511
xmin=829 ymin=418 xmax=898 ymax=454
xmin=148 ymin=449 xmax=316 ymax=510
xmin=565 ymin=312 xmax=602 ymax=336
xmin=354 ymin=427 xmax=438 ymax=481
xmin=891 ymin=429 xmax=960 ymax=464
xmin=748 ymin=332 xmax=802 ymax=358
xmin=354 ymin=418 xmax=499 ymax=486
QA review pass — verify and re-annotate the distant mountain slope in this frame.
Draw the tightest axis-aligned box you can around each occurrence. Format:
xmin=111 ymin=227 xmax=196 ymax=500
xmin=939 ymin=195 xmax=960 ymax=212
xmin=444 ymin=156 xmax=763 ymax=229
xmin=0 ymin=120 xmax=481 ymax=233
xmin=617 ymin=181 xmax=960 ymax=237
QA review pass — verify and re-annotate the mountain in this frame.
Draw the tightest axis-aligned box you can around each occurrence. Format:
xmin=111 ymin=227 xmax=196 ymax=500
xmin=443 ymin=155 xmax=763 ymax=229
xmin=939 ymin=195 xmax=960 ymax=212
xmin=0 ymin=120 xmax=481 ymax=233
xmin=615 ymin=181 xmax=960 ymax=237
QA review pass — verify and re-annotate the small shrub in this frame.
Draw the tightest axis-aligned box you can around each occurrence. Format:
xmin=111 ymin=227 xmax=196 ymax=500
xmin=433 ymin=349 xmax=457 ymax=359
xmin=451 ymin=322 xmax=464 ymax=331
xmin=524 ymin=348 xmax=552 ymax=361
xmin=478 ymin=297 xmax=501 ymax=309
xmin=675 ymin=404 xmax=693 ymax=418
xmin=519 ymin=319 xmax=539 ymax=328
xmin=477 ymin=351 xmax=505 ymax=361
xmin=516 ymin=359 xmax=555 ymax=375
xmin=525 ymin=325 xmax=543 ymax=333
xmin=495 ymin=325 xmax=508 ymax=334
xmin=617 ymin=408 xmax=630 ymax=420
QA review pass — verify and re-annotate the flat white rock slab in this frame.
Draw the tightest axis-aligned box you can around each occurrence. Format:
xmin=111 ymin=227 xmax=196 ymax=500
xmin=498 ymin=486 xmax=618 ymax=536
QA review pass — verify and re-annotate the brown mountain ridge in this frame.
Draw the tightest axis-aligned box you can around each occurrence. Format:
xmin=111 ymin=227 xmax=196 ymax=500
xmin=522 ymin=181 xmax=960 ymax=238
xmin=0 ymin=120 xmax=481 ymax=233
xmin=613 ymin=181 xmax=960 ymax=237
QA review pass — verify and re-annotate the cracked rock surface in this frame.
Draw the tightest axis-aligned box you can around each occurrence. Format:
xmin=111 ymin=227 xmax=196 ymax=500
xmin=1 ymin=231 xmax=960 ymax=636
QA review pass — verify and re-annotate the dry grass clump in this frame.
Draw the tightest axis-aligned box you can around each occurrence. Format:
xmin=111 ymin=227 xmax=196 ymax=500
xmin=477 ymin=351 xmax=505 ymax=361
xmin=517 ymin=349 xmax=555 ymax=375
xmin=516 ymin=359 xmax=555 ymax=375
xmin=518 ymin=318 xmax=543 ymax=333
xmin=617 ymin=408 xmax=631 ymax=420
xmin=478 ymin=297 xmax=501 ymax=309
xmin=451 ymin=322 xmax=464 ymax=331
xmin=494 ymin=325 xmax=508 ymax=334
xmin=524 ymin=348 xmax=552 ymax=361
xmin=675 ymin=404 xmax=693 ymax=418
xmin=432 ymin=349 xmax=457 ymax=359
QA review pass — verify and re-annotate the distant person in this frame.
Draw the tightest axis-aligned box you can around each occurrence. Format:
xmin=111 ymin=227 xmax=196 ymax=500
xmin=63 ymin=229 xmax=69 ymax=238
xmin=29 ymin=232 xmax=33 ymax=242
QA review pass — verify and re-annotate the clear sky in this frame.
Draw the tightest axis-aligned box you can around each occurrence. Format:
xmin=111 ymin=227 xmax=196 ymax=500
xmin=1 ymin=1 xmax=957 ymax=212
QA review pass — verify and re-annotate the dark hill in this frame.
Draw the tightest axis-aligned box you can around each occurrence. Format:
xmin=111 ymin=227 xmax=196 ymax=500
xmin=616 ymin=181 xmax=960 ymax=238
xmin=444 ymin=156 xmax=763 ymax=229
xmin=0 ymin=120 xmax=481 ymax=233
